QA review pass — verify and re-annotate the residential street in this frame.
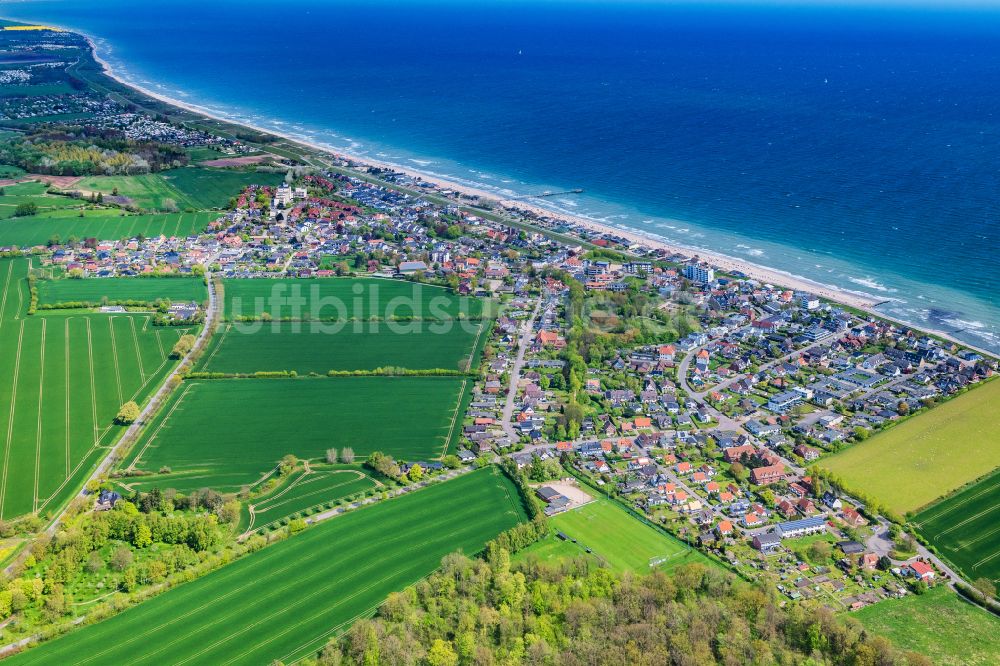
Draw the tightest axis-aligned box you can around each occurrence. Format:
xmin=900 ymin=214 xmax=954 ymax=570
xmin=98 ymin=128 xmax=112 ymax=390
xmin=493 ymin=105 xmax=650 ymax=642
xmin=501 ymin=297 xmax=542 ymax=442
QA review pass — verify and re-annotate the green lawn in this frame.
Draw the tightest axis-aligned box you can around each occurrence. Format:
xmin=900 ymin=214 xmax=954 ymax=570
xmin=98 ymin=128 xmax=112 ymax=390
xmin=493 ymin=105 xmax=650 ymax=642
xmin=222 ymin=277 xmax=485 ymax=321
xmin=125 ymin=377 xmax=468 ymax=493
xmin=911 ymin=470 xmax=1000 ymax=585
xmin=851 ymin=586 xmax=1000 ymax=666
xmin=548 ymin=498 xmax=712 ymax=574
xmin=819 ymin=379 xmax=1000 ymax=514
xmin=0 ymin=210 xmax=217 ymax=247
xmin=0 ymin=258 xmax=191 ymax=519
xmin=160 ymin=167 xmax=285 ymax=209
xmin=73 ymin=174 xmax=197 ymax=211
xmin=198 ymin=320 xmax=484 ymax=374
xmin=37 ymin=277 xmax=206 ymax=306
xmin=6 ymin=467 xmax=525 ymax=665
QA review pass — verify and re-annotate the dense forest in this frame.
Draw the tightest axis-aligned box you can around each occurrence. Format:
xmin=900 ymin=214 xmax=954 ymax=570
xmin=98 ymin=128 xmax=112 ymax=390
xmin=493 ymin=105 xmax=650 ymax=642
xmin=312 ymin=549 xmax=930 ymax=666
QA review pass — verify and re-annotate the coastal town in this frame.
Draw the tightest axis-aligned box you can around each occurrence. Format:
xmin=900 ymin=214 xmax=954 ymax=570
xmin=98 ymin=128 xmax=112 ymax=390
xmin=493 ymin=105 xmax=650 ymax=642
xmin=0 ymin=17 xmax=995 ymax=666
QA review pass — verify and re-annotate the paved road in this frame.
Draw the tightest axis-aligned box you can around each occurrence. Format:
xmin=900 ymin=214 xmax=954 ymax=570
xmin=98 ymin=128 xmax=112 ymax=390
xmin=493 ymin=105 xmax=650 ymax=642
xmin=500 ymin=298 xmax=542 ymax=442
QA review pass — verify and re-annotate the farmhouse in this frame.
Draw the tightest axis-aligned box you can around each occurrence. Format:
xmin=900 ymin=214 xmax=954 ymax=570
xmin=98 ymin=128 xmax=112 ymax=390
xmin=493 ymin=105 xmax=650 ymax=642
xmin=904 ymin=561 xmax=935 ymax=581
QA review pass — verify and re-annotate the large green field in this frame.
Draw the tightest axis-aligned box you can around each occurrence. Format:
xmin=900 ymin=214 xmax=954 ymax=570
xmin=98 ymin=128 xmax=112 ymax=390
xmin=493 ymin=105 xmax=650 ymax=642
xmin=911 ymin=470 xmax=1000 ymax=585
xmin=73 ymin=174 xmax=197 ymax=211
xmin=124 ymin=377 xmax=468 ymax=493
xmin=0 ymin=182 xmax=83 ymax=221
xmin=851 ymin=586 xmax=1000 ymax=666
xmin=198 ymin=320 xmax=484 ymax=373
xmin=0 ymin=258 xmax=191 ymax=519
xmin=37 ymin=277 xmax=206 ymax=306
xmin=544 ymin=497 xmax=713 ymax=574
xmin=0 ymin=210 xmax=217 ymax=247
xmin=6 ymin=467 xmax=525 ymax=665
xmin=222 ymin=277 xmax=485 ymax=321
xmin=161 ymin=167 xmax=285 ymax=209
xmin=73 ymin=168 xmax=285 ymax=211
xmin=819 ymin=379 xmax=1000 ymax=514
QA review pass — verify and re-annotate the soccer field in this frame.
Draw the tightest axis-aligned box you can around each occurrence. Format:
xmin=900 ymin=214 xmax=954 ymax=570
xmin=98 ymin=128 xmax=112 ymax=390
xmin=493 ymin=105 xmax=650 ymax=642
xmin=0 ymin=210 xmax=217 ymax=247
xmin=549 ymin=498 xmax=712 ymax=573
xmin=125 ymin=377 xmax=469 ymax=493
xmin=911 ymin=470 xmax=1000 ymax=585
xmin=6 ymin=467 xmax=525 ymax=665
xmin=198 ymin=320 xmax=485 ymax=373
xmin=222 ymin=277 xmax=485 ymax=321
xmin=0 ymin=258 xmax=192 ymax=518
xmin=37 ymin=277 xmax=207 ymax=307
xmin=819 ymin=379 xmax=1000 ymax=514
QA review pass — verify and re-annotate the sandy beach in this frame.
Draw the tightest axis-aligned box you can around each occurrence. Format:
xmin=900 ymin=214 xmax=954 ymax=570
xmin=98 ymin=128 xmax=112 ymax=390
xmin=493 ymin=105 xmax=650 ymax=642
xmin=79 ymin=34 xmax=972 ymax=326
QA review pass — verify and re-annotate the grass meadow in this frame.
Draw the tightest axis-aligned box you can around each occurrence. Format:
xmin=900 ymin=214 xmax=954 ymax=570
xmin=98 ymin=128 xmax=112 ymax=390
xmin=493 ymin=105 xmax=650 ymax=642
xmin=37 ymin=277 xmax=206 ymax=306
xmin=73 ymin=173 xmax=196 ymax=211
xmin=546 ymin=498 xmax=712 ymax=574
xmin=198 ymin=320 xmax=485 ymax=374
xmin=911 ymin=470 xmax=1000 ymax=585
xmin=222 ymin=277 xmax=486 ymax=321
xmin=851 ymin=585 xmax=1000 ymax=666
xmin=0 ymin=258 xmax=191 ymax=519
xmin=819 ymin=379 xmax=1000 ymax=514
xmin=0 ymin=182 xmax=81 ymax=221
xmin=6 ymin=467 xmax=524 ymax=665
xmin=0 ymin=209 xmax=217 ymax=247
xmin=161 ymin=167 xmax=285 ymax=209
xmin=124 ymin=377 xmax=469 ymax=493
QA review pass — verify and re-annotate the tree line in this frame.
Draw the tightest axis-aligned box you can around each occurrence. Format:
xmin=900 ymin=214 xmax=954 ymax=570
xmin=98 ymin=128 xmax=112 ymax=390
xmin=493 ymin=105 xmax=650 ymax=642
xmin=314 ymin=552 xmax=930 ymax=666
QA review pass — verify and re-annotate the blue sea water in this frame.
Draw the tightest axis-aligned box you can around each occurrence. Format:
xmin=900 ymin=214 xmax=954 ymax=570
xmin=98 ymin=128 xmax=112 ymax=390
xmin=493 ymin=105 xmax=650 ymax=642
xmin=2 ymin=0 xmax=999 ymax=351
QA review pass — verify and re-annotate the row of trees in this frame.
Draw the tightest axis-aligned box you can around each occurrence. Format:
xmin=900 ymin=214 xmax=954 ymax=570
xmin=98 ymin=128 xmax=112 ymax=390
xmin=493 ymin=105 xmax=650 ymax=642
xmin=170 ymin=333 xmax=197 ymax=359
xmin=325 ymin=447 xmax=356 ymax=464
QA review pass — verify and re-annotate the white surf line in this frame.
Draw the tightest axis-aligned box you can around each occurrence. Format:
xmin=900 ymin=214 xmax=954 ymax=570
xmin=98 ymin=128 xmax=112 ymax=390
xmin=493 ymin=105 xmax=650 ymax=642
xmin=33 ymin=318 xmax=46 ymax=513
xmin=108 ymin=316 xmax=123 ymax=405
xmin=86 ymin=317 xmax=98 ymax=448
xmin=129 ymin=315 xmax=145 ymax=382
xmin=64 ymin=318 xmax=71 ymax=478
xmin=0 ymin=320 xmax=25 ymax=519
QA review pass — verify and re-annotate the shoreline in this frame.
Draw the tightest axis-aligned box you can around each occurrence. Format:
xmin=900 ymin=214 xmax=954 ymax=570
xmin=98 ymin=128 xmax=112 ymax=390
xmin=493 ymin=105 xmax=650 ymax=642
xmin=85 ymin=38 xmax=882 ymax=311
xmin=24 ymin=23 xmax=996 ymax=356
